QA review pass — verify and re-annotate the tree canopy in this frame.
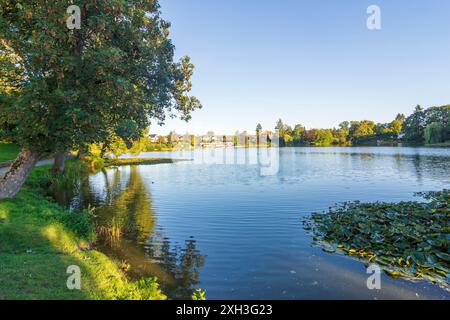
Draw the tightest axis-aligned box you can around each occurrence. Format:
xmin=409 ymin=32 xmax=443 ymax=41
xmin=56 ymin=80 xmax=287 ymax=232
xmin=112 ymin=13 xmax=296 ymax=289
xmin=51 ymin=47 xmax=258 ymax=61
xmin=0 ymin=0 xmax=201 ymax=198
xmin=0 ymin=0 xmax=201 ymax=154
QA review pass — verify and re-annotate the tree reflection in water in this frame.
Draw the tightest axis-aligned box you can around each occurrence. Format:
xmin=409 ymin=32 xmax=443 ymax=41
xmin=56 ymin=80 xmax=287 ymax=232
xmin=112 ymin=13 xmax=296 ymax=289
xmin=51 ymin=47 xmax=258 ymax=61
xmin=68 ymin=165 xmax=205 ymax=300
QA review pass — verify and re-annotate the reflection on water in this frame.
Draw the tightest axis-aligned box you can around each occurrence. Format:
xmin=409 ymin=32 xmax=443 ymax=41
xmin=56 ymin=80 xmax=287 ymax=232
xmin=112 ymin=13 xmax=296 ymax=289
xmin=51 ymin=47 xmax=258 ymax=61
xmin=70 ymin=166 xmax=205 ymax=300
xmin=63 ymin=147 xmax=450 ymax=300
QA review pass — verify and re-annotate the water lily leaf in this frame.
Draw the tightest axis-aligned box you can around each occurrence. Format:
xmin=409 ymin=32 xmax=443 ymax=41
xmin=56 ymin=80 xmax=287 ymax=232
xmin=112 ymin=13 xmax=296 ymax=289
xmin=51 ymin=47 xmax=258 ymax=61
xmin=303 ymin=190 xmax=450 ymax=291
xmin=435 ymin=252 xmax=450 ymax=263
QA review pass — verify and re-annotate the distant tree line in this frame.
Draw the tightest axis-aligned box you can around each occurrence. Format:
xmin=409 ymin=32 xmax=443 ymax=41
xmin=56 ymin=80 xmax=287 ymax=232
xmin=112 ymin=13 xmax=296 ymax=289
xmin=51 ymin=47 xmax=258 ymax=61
xmin=90 ymin=104 xmax=450 ymax=161
xmin=268 ymin=105 xmax=449 ymax=147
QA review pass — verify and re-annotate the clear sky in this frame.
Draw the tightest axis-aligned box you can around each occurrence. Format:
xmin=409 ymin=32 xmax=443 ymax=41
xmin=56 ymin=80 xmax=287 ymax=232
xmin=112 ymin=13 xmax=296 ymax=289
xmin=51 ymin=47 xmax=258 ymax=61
xmin=154 ymin=0 xmax=450 ymax=135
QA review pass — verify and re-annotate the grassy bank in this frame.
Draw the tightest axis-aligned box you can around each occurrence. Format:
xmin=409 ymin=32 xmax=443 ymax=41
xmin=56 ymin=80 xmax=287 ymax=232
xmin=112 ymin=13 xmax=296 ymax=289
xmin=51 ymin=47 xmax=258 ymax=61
xmin=0 ymin=142 xmax=20 ymax=164
xmin=86 ymin=156 xmax=190 ymax=172
xmin=105 ymin=158 xmax=177 ymax=167
xmin=0 ymin=165 xmax=166 ymax=300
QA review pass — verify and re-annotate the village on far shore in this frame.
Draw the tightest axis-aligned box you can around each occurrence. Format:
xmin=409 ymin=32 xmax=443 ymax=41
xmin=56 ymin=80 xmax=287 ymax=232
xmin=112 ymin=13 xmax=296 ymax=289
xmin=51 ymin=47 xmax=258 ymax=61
xmin=147 ymin=130 xmax=275 ymax=149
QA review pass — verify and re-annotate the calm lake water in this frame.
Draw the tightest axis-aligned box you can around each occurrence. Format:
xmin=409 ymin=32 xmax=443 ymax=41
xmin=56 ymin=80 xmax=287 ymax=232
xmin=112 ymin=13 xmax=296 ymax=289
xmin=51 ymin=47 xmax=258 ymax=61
xmin=70 ymin=147 xmax=450 ymax=300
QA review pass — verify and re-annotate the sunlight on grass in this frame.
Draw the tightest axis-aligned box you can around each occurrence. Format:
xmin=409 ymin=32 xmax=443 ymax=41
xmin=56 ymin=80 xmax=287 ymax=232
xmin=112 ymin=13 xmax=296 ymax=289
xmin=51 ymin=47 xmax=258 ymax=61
xmin=0 ymin=208 xmax=7 ymax=222
xmin=0 ymin=164 xmax=167 ymax=300
xmin=42 ymin=224 xmax=80 ymax=254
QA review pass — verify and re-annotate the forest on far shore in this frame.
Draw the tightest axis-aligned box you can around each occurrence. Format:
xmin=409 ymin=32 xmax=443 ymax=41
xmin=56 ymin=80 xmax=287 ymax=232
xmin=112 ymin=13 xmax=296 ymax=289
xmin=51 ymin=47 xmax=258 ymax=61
xmin=269 ymin=105 xmax=450 ymax=147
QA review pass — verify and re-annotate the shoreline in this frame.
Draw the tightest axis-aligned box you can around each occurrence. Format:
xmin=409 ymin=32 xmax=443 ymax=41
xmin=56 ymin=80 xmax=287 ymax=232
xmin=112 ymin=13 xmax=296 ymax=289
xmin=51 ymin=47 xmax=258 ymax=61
xmin=105 ymin=158 xmax=191 ymax=167
xmin=0 ymin=163 xmax=167 ymax=300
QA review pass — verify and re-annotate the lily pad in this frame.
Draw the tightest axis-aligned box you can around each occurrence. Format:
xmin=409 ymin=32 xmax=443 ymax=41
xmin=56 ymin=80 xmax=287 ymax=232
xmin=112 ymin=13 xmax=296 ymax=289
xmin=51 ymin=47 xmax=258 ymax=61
xmin=303 ymin=190 xmax=450 ymax=291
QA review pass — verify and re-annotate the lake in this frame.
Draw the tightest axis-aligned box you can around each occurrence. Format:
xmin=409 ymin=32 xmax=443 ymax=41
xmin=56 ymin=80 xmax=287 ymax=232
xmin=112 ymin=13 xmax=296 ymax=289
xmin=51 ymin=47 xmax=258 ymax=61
xmin=69 ymin=147 xmax=450 ymax=300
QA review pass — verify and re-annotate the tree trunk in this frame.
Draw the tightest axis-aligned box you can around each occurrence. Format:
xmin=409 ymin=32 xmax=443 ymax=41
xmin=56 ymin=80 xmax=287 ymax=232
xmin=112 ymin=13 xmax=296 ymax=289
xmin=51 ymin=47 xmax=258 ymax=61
xmin=77 ymin=150 xmax=86 ymax=160
xmin=51 ymin=151 xmax=66 ymax=175
xmin=0 ymin=148 xmax=40 ymax=199
xmin=99 ymin=143 xmax=109 ymax=158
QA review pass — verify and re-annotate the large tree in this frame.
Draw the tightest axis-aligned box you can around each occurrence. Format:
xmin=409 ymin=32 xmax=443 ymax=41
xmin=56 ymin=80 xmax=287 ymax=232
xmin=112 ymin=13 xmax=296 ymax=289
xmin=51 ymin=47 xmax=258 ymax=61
xmin=403 ymin=105 xmax=426 ymax=143
xmin=403 ymin=105 xmax=449 ymax=143
xmin=0 ymin=1 xmax=201 ymax=198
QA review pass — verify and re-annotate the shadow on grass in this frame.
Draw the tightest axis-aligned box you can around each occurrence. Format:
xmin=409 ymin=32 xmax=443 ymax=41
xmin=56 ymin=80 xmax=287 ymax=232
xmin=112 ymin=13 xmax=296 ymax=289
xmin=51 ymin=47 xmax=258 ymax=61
xmin=0 ymin=168 xmax=165 ymax=300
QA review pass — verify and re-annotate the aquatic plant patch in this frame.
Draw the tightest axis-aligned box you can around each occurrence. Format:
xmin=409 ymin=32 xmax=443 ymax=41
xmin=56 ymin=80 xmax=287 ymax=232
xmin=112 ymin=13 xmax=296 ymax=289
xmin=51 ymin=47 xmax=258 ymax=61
xmin=302 ymin=190 xmax=450 ymax=291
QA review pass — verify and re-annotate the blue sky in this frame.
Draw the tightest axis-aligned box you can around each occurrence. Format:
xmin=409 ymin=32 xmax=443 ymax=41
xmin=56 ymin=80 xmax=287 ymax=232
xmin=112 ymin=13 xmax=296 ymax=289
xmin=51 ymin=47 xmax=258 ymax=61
xmin=154 ymin=0 xmax=450 ymax=135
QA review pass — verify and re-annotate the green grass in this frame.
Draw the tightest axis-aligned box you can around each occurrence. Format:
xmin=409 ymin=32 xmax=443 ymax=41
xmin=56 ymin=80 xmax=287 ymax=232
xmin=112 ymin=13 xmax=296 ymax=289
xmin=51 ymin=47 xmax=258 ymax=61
xmin=0 ymin=164 xmax=166 ymax=300
xmin=85 ymin=157 xmax=183 ymax=172
xmin=0 ymin=142 xmax=20 ymax=163
xmin=105 ymin=158 xmax=177 ymax=167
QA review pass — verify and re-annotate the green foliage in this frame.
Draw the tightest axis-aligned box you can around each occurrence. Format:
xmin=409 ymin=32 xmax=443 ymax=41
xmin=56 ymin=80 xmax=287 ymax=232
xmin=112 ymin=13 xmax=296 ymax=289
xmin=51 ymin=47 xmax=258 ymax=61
xmin=293 ymin=124 xmax=305 ymax=143
xmin=349 ymin=120 xmax=375 ymax=140
xmin=256 ymin=123 xmax=262 ymax=134
xmin=424 ymin=122 xmax=445 ymax=145
xmin=389 ymin=119 xmax=403 ymax=134
xmin=0 ymin=142 xmax=20 ymax=162
xmin=269 ymin=105 xmax=449 ymax=147
xmin=334 ymin=122 xmax=350 ymax=145
xmin=0 ymin=163 xmax=166 ymax=300
xmin=313 ymin=129 xmax=334 ymax=146
xmin=0 ymin=0 xmax=201 ymax=156
xmin=58 ymin=205 xmax=96 ymax=243
xmin=303 ymin=190 xmax=450 ymax=291
xmin=23 ymin=163 xmax=96 ymax=241
xmin=404 ymin=105 xmax=449 ymax=144
xmin=121 ymin=277 xmax=166 ymax=300
xmin=192 ymin=288 xmax=207 ymax=300
xmin=87 ymin=156 xmax=105 ymax=172
xmin=52 ymin=159 xmax=87 ymax=190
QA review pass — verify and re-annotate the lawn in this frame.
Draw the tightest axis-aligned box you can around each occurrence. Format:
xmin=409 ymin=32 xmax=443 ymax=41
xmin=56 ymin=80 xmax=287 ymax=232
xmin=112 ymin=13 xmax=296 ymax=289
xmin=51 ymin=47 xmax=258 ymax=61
xmin=0 ymin=164 xmax=166 ymax=300
xmin=0 ymin=142 xmax=20 ymax=163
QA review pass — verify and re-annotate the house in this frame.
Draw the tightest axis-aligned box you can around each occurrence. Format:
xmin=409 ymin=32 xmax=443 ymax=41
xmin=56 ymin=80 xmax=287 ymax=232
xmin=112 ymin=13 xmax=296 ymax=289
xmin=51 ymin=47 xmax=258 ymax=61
xmin=148 ymin=134 xmax=159 ymax=143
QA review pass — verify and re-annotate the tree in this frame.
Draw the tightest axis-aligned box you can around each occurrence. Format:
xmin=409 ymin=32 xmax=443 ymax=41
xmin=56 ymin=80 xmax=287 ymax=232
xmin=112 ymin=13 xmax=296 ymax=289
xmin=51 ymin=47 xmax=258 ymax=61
xmin=0 ymin=1 xmax=201 ymax=198
xmin=314 ymin=129 xmax=334 ymax=146
xmin=233 ymin=131 xmax=239 ymax=147
xmin=256 ymin=123 xmax=262 ymax=146
xmin=403 ymin=104 xmax=449 ymax=144
xmin=395 ymin=113 xmax=406 ymax=122
xmin=302 ymin=129 xmax=317 ymax=145
xmin=274 ymin=119 xmax=295 ymax=146
xmin=256 ymin=123 xmax=262 ymax=134
xmin=334 ymin=122 xmax=350 ymax=145
xmin=403 ymin=105 xmax=426 ymax=143
xmin=275 ymin=119 xmax=284 ymax=132
xmin=389 ymin=119 xmax=403 ymax=134
xmin=293 ymin=124 xmax=305 ymax=145
xmin=424 ymin=122 xmax=444 ymax=145
xmin=274 ymin=119 xmax=285 ymax=146
xmin=375 ymin=123 xmax=389 ymax=135
xmin=349 ymin=120 xmax=375 ymax=139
